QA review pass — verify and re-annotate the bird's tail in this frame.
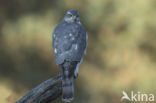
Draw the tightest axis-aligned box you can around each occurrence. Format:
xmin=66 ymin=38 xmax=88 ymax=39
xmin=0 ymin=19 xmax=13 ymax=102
xmin=62 ymin=75 xmax=74 ymax=102
xmin=60 ymin=61 xmax=77 ymax=102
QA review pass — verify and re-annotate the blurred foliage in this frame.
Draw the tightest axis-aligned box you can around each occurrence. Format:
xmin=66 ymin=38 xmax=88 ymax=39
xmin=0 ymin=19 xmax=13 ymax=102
xmin=0 ymin=0 xmax=156 ymax=103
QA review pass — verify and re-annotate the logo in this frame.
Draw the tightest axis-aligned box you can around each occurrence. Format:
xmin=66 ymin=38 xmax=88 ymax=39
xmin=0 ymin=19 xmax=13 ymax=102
xmin=121 ymin=91 xmax=154 ymax=102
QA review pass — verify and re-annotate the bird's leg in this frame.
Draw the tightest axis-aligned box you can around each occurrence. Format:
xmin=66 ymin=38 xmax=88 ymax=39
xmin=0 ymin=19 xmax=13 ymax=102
xmin=74 ymin=73 xmax=78 ymax=79
xmin=74 ymin=63 xmax=79 ymax=79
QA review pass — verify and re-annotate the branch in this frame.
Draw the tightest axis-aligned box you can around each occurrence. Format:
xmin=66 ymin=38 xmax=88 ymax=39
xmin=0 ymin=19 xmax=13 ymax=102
xmin=16 ymin=75 xmax=62 ymax=103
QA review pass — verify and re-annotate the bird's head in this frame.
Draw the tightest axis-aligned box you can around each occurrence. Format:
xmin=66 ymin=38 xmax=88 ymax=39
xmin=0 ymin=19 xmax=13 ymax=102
xmin=64 ymin=10 xmax=80 ymax=23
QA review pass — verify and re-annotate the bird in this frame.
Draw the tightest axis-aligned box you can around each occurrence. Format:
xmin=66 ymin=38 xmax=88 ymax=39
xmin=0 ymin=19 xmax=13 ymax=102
xmin=52 ymin=10 xmax=88 ymax=102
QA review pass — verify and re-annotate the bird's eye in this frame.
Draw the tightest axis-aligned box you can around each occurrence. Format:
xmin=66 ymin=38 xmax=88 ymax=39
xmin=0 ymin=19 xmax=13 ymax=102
xmin=67 ymin=14 xmax=72 ymax=18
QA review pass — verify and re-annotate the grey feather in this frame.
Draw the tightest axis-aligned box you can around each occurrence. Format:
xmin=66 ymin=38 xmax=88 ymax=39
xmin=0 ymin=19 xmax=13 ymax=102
xmin=59 ymin=61 xmax=77 ymax=102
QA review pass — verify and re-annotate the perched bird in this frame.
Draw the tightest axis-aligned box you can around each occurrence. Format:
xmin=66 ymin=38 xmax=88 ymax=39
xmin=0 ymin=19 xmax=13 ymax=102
xmin=52 ymin=10 xmax=87 ymax=102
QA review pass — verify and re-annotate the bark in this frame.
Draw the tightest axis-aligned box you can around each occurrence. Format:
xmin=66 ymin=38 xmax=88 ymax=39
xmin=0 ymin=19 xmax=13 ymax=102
xmin=16 ymin=75 xmax=62 ymax=103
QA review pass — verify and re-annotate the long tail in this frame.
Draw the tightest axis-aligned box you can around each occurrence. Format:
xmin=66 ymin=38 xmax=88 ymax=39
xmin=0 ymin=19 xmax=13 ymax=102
xmin=62 ymin=74 xmax=74 ymax=102
xmin=59 ymin=61 xmax=77 ymax=102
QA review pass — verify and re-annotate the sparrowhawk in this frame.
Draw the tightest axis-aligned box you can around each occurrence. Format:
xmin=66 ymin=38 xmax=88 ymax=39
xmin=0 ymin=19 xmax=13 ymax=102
xmin=52 ymin=9 xmax=88 ymax=102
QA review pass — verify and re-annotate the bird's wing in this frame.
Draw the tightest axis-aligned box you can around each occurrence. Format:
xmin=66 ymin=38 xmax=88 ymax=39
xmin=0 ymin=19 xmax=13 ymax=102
xmin=53 ymin=22 xmax=86 ymax=64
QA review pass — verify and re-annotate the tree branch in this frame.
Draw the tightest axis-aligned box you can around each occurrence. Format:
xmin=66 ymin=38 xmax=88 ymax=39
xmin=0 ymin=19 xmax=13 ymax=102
xmin=16 ymin=75 xmax=62 ymax=103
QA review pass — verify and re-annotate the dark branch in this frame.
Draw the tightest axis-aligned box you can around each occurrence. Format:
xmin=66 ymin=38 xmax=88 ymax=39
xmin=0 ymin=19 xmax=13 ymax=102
xmin=16 ymin=75 xmax=62 ymax=103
